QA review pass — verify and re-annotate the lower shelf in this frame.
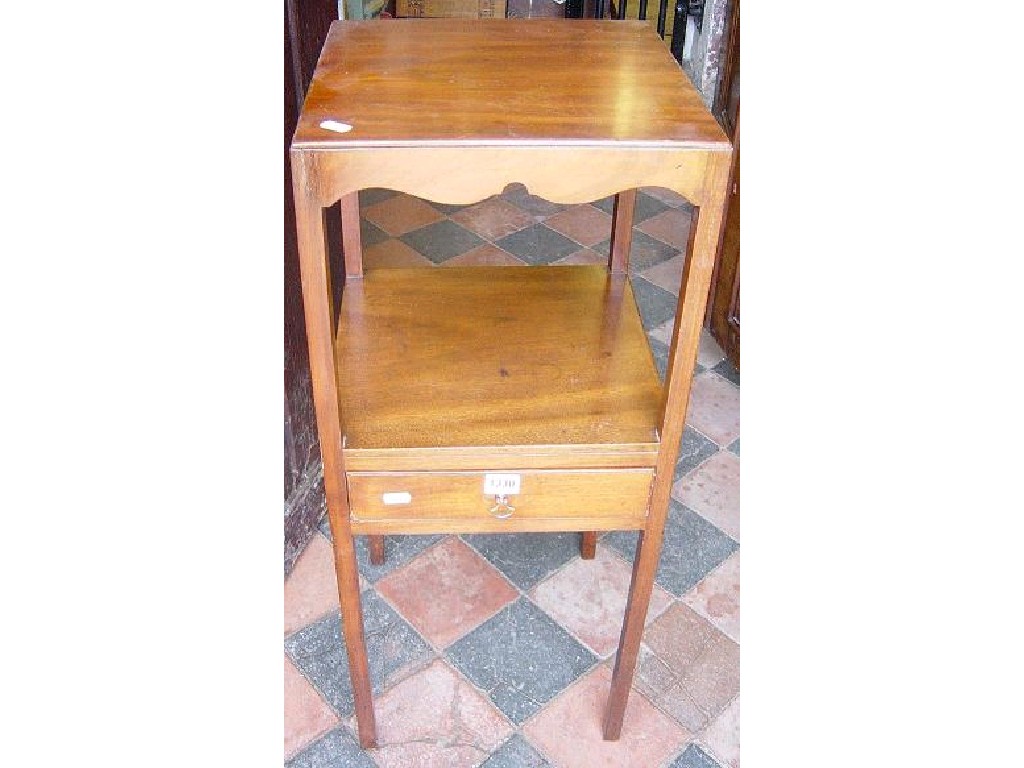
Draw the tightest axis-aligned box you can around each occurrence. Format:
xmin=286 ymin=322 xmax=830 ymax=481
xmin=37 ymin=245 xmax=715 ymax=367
xmin=336 ymin=265 xmax=664 ymax=472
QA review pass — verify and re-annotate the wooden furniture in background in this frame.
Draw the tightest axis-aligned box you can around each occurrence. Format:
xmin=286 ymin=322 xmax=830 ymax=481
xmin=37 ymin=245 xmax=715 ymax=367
xmin=707 ymin=0 xmax=739 ymax=368
xmin=290 ymin=19 xmax=731 ymax=748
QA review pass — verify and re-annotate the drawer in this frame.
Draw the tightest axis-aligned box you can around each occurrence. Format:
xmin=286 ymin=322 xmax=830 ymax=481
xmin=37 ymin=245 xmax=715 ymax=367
xmin=346 ymin=469 xmax=653 ymax=532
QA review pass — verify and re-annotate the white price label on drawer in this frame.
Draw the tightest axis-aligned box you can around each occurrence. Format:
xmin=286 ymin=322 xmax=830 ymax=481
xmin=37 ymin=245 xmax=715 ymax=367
xmin=483 ymin=473 xmax=521 ymax=495
xmin=381 ymin=492 xmax=412 ymax=505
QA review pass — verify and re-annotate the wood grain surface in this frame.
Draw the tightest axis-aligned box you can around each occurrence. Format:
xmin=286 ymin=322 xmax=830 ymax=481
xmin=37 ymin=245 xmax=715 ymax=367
xmin=293 ymin=19 xmax=729 ymax=149
xmin=335 ymin=266 xmax=663 ymax=470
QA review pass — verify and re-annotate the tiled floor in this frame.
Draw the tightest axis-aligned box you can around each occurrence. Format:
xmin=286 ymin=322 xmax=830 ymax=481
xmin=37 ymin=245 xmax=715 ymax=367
xmin=284 ymin=186 xmax=740 ymax=767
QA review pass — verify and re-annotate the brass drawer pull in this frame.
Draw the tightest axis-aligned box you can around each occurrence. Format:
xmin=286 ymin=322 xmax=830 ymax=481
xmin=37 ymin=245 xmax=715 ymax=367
xmin=488 ymin=494 xmax=515 ymax=518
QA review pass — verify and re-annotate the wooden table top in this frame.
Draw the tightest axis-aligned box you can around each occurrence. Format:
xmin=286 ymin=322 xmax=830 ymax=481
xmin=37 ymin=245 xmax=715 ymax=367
xmin=293 ymin=19 xmax=729 ymax=150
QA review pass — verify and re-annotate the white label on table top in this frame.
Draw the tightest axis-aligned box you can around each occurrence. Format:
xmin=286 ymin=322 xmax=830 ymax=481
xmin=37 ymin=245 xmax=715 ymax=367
xmin=484 ymin=473 xmax=521 ymax=495
xmin=319 ymin=120 xmax=353 ymax=133
xmin=381 ymin=491 xmax=412 ymax=505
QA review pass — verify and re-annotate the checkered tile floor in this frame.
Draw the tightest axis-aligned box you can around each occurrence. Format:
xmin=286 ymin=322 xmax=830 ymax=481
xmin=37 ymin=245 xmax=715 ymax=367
xmin=284 ymin=185 xmax=740 ymax=767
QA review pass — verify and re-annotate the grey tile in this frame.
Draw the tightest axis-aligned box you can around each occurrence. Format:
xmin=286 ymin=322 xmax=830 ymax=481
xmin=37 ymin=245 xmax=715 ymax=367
xmin=494 ymin=224 xmax=581 ymax=265
xmin=285 ymin=726 xmax=375 ymax=768
xmin=712 ymin=358 xmax=740 ymax=387
xmin=445 ymin=598 xmax=597 ymax=724
xmin=358 ymin=218 xmax=389 ymax=248
xmin=605 ymin=501 xmax=738 ymax=597
xmin=669 ymin=743 xmax=724 ymax=768
xmin=500 ymin=184 xmax=567 ymax=217
xmin=284 ymin=590 xmax=433 ymax=717
xmin=480 ymin=734 xmax=551 ymax=767
xmin=592 ymin=193 xmax=670 ymax=222
xmin=355 ymin=534 xmax=445 ymax=584
xmin=358 ymin=188 xmax=398 ymax=207
xmin=318 ymin=526 xmax=444 ymax=584
xmin=399 ymin=220 xmax=485 ymax=263
xmin=592 ymin=231 xmax=680 ymax=273
xmin=631 ymin=276 xmax=679 ymax=331
xmin=633 ymin=191 xmax=672 ymax=223
xmin=649 ymin=336 xmax=669 ymax=382
xmin=427 ymin=200 xmax=469 ymax=215
xmin=727 ymin=437 xmax=740 ymax=456
xmin=675 ymin=428 xmax=720 ymax=480
xmin=461 ymin=532 xmax=581 ymax=590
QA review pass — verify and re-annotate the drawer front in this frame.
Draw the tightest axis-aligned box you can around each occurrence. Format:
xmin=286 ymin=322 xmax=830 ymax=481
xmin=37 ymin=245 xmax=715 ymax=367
xmin=347 ymin=469 xmax=653 ymax=527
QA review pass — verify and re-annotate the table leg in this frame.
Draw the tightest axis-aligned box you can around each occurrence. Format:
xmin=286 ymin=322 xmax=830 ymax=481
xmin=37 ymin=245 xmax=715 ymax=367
xmin=291 ymin=154 xmax=377 ymax=747
xmin=368 ymin=535 xmax=385 ymax=565
xmin=580 ymin=531 xmax=598 ymax=559
xmin=608 ymin=189 xmax=637 ymax=273
xmin=340 ymin=191 xmax=363 ymax=279
xmin=604 ymin=153 xmax=733 ymax=740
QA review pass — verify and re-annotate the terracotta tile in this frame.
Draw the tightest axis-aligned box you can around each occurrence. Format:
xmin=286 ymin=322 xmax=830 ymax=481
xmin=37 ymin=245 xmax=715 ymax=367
xmin=543 ymin=205 xmax=613 ymax=247
xmin=697 ymin=330 xmax=726 ymax=369
xmin=529 ymin=544 xmax=672 ymax=657
xmin=673 ymin=452 xmax=740 ymax=542
xmin=642 ymin=186 xmax=694 ymax=208
xmin=522 ymin=666 xmax=689 ymax=768
xmin=451 ymin=198 xmax=535 ymax=240
xmin=642 ymin=253 xmax=687 ymax=295
xmin=637 ymin=208 xmax=694 ymax=250
xmin=643 ymin=604 xmax=740 ymax=733
xmin=376 ymin=537 xmax=518 ymax=649
xmin=699 ymin=696 xmax=740 ymax=768
xmin=442 ymin=243 xmax=527 ymax=267
xmin=551 ymin=247 xmax=606 ymax=266
xmin=363 ymin=239 xmax=435 ymax=270
xmin=370 ymin=659 xmax=513 ymax=768
xmin=644 ymin=603 xmax=718 ymax=675
xmin=284 ymin=534 xmax=339 ymax=636
xmin=683 ymin=551 xmax=739 ymax=643
xmin=284 ymin=653 xmax=339 ymax=760
xmin=362 ymin=194 xmax=444 ymax=236
xmin=684 ymin=371 xmax=740 ymax=447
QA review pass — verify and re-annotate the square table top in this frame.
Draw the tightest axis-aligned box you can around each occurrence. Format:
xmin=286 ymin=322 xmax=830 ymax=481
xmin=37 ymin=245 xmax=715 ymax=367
xmin=292 ymin=19 xmax=729 ymax=150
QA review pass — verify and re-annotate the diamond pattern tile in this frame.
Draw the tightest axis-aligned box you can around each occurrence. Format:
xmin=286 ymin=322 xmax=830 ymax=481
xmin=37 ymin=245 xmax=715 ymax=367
xmin=673 ymin=451 xmax=740 ymax=542
xmin=461 ymin=532 xmax=581 ymax=590
xmin=285 ymin=179 xmax=741 ymax=767
xmin=362 ymin=194 xmax=444 ymax=236
xmin=400 ymin=219 xmax=486 ymax=264
xmin=712 ymin=358 xmax=740 ymax=386
xmin=528 ymin=544 xmax=673 ymax=657
xmin=699 ymin=696 xmax=739 ymax=768
xmin=445 ymin=598 xmax=597 ymax=724
xmin=375 ymin=537 xmax=518 ymax=649
xmin=670 ymin=743 xmax=724 ymax=768
xmin=285 ymin=653 xmax=340 ymax=760
xmin=285 ymin=726 xmax=375 ymax=768
xmin=542 ymin=204 xmax=613 ymax=247
xmin=637 ymin=603 xmax=740 ymax=734
xmin=685 ymin=371 xmax=740 ymax=447
xmin=674 ymin=427 xmax=721 ymax=481
xmin=284 ymin=534 xmax=339 ymax=637
xmin=441 ymin=243 xmax=527 ymax=267
xmin=637 ymin=207 xmax=693 ymax=250
xmin=284 ymin=590 xmax=433 ymax=717
xmin=494 ymin=223 xmax=582 ymax=265
xmin=605 ymin=500 xmax=738 ymax=597
xmin=682 ymin=551 xmax=740 ymax=643
xmin=481 ymin=734 xmax=551 ymax=768
xmin=631 ymin=276 xmax=679 ymax=330
xmin=370 ymin=659 xmax=513 ymax=768
xmin=450 ymin=197 xmax=535 ymax=241
xmin=362 ymin=239 xmax=435 ymax=270
xmin=522 ymin=665 xmax=689 ymax=768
